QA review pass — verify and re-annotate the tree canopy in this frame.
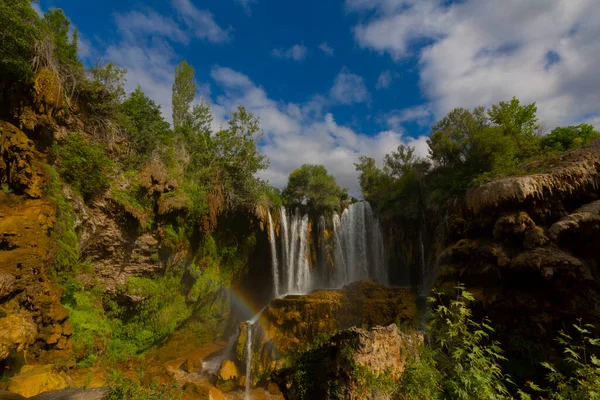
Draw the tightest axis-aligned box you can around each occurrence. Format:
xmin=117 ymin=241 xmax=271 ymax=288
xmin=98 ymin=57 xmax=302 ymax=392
xmin=282 ymin=164 xmax=348 ymax=213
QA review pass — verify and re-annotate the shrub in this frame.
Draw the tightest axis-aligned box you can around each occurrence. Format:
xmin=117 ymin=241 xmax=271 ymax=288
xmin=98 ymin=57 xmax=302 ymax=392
xmin=52 ymin=133 xmax=111 ymax=201
xmin=523 ymin=320 xmax=600 ymax=399
xmin=427 ymin=285 xmax=513 ymax=399
xmin=399 ymin=345 xmax=443 ymax=399
xmin=540 ymin=124 xmax=600 ymax=152
xmin=105 ymin=369 xmax=182 ymax=400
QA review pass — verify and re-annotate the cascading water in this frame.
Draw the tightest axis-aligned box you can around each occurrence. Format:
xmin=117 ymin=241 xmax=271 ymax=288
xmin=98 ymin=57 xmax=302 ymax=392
xmin=277 ymin=207 xmax=311 ymax=295
xmin=244 ymin=310 xmax=263 ymax=400
xmin=332 ymin=202 xmax=387 ymax=288
xmin=269 ymin=201 xmax=387 ymax=295
xmin=244 ymin=324 xmax=253 ymax=400
xmin=267 ymin=210 xmax=279 ymax=298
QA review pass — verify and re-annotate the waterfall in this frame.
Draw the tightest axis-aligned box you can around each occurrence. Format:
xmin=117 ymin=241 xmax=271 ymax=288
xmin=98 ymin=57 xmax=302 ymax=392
xmin=244 ymin=323 xmax=253 ymax=400
xmin=244 ymin=310 xmax=263 ymax=400
xmin=332 ymin=202 xmax=387 ymax=288
xmin=267 ymin=210 xmax=279 ymax=298
xmin=269 ymin=201 xmax=386 ymax=295
xmin=277 ymin=207 xmax=311 ymax=295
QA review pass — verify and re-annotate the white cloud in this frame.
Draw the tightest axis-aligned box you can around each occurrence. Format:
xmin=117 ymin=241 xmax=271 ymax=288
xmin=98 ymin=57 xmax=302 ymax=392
xmin=385 ymin=105 xmax=432 ymax=129
xmin=172 ymin=0 xmax=232 ymax=43
xmin=236 ymin=0 xmax=258 ymax=16
xmin=32 ymin=2 xmax=43 ymax=17
xmin=96 ymin=3 xmax=421 ymax=197
xmin=329 ymin=68 xmax=370 ymax=105
xmin=272 ymin=44 xmax=308 ymax=61
xmin=375 ymin=70 xmax=397 ymax=89
xmin=348 ymin=0 xmax=600 ymax=128
xmin=205 ymin=67 xmax=425 ymax=196
xmin=319 ymin=42 xmax=334 ymax=56
xmin=115 ymin=10 xmax=189 ymax=44
xmin=211 ymin=67 xmax=254 ymax=89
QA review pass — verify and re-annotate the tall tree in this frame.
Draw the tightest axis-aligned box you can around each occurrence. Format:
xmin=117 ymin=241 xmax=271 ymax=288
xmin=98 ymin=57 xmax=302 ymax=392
xmin=283 ymin=164 xmax=347 ymax=212
xmin=121 ymin=86 xmax=171 ymax=162
xmin=0 ymin=0 xmax=40 ymax=102
xmin=172 ymin=60 xmax=196 ymax=130
xmin=42 ymin=8 xmax=79 ymax=64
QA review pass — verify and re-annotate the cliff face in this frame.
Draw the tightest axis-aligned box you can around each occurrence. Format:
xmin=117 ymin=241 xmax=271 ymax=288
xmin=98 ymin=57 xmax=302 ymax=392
xmin=232 ymin=280 xmax=417 ymax=388
xmin=0 ymin=121 xmax=74 ymax=368
xmin=434 ymin=139 xmax=600 ymax=379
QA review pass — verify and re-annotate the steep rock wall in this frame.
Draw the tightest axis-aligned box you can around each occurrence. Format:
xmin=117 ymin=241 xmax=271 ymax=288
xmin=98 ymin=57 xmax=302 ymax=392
xmin=435 ymin=139 xmax=600 ymax=380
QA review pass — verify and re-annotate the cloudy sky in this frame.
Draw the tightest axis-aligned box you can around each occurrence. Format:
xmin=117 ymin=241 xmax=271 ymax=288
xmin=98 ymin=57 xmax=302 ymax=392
xmin=35 ymin=0 xmax=600 ymax=196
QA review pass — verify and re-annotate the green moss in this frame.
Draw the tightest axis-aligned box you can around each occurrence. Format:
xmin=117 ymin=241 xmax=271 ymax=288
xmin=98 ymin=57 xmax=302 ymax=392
xmin=63 ymin=290 xmax=113 ymax=367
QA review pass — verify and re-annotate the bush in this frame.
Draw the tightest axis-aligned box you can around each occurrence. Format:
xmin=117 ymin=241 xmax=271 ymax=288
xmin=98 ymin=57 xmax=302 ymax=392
xmin=105 ymin=369 xmax=182 ymax=400
xmin=52 ymin=133 xmax=111 ymax=201
xmin=426 ymin=285 xmax=513 ymax=399
xmin=522 ymin=320 xmax=600 ymax=399
xmin=400 ymin=345 xmax=443 ymax=399
xmin=540 ymin=124 xmax=600 ymax=152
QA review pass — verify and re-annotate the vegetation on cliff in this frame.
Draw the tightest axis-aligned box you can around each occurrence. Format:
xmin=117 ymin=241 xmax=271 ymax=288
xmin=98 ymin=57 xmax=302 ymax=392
xmin=356 ymin=97 xmax=599 ymax=219
xmin=0 ymin=0 xmax=278 ymax=375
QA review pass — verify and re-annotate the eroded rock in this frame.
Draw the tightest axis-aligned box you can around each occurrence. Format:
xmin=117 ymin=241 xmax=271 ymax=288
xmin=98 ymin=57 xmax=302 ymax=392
xmin=236 ymin=280 xmax=417 ymax=387
xmin=0 ymin=315 xmax=37 ymax=361
xmin=273 ymin=324 xmax=422 ymax=400
xmin=0 ymin=121 xmax=44 ymax=198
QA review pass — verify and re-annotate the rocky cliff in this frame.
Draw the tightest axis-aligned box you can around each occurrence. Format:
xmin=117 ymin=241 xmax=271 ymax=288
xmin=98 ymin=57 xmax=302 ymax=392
xmin=273 ymin=324 xmax=422 ymax=400
xmin=433 ymin=139 xmax=600 ymax=379
xmin=223 ymin=280 xmax=417 ymax=390
xmin=0 ymin=121 xmax=74 ymax=370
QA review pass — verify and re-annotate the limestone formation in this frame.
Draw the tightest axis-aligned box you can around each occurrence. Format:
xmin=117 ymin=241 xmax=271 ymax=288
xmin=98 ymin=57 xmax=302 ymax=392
xmin=273 ymin=324 xmax=422 ymax=400
xmin=236 ymin=280 xmax=417 ymax=387
xmin=0 ymin=315 xmax=37 ymax=361
xmin=0 ymin=121 xmax=44 ymax=198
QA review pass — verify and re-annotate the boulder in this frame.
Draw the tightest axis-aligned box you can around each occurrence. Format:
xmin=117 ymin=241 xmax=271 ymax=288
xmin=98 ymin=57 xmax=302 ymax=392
xmin=217 ymin=360 xmax=239 ymax=381
xmin=0 ymin=273 xmax=16 ymax=300
xmin=236 ymin=280 xmax=417 ymax=387
xmin=5 ymin=365 xmax=73 ymax=398
xmin=273 ymin=324 xmax=422 ymax=400
xmin=0 ymin=314 xmax=37 ymax=361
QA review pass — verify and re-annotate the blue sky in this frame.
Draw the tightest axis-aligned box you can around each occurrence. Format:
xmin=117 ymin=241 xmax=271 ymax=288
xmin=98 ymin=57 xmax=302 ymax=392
xmin=33 ymin=0 xmax=600 ymax=195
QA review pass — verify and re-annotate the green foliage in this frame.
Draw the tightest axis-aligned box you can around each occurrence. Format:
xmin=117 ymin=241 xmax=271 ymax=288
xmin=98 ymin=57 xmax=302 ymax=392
xmin=45 ymin=165 xmax=79 ymax=275
xmin=524 ymin=320 xmax=600 ymax=399
xmin=79 ymin=62 xmax=127 ymax=133
xmin=41 ymin=8 xmax=80 ymax=65
xmin=282 ymin=164 xmax=348 ymax=213
xmin=357 ymin=97 xmax=560 ymax=212
xmin=121 ymin=86 xmax=172 ymax=167
xmin=540 ymin=124 xmax=600 ymax=152
xmin=110 ymin=171 xmax=155 ymax=230
xmin=52 ymin=133 xmax=112 ymax=201
xmin=0 ymin=0 xmax=40 ymax=103
xmin=400 ymin=345 xmax=443 ymax=399
xmin=172 ymin=60 xmax=197 ymax=130
xmin=63 ymin=289 xmax=112 ymax=367
xmin=427 ymin=285 xmax=512 ymax=399
xmin=108 ymin=273 xmax=192 ymax=357
xmin=105 ymin=369 xmax=182 ymax=400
